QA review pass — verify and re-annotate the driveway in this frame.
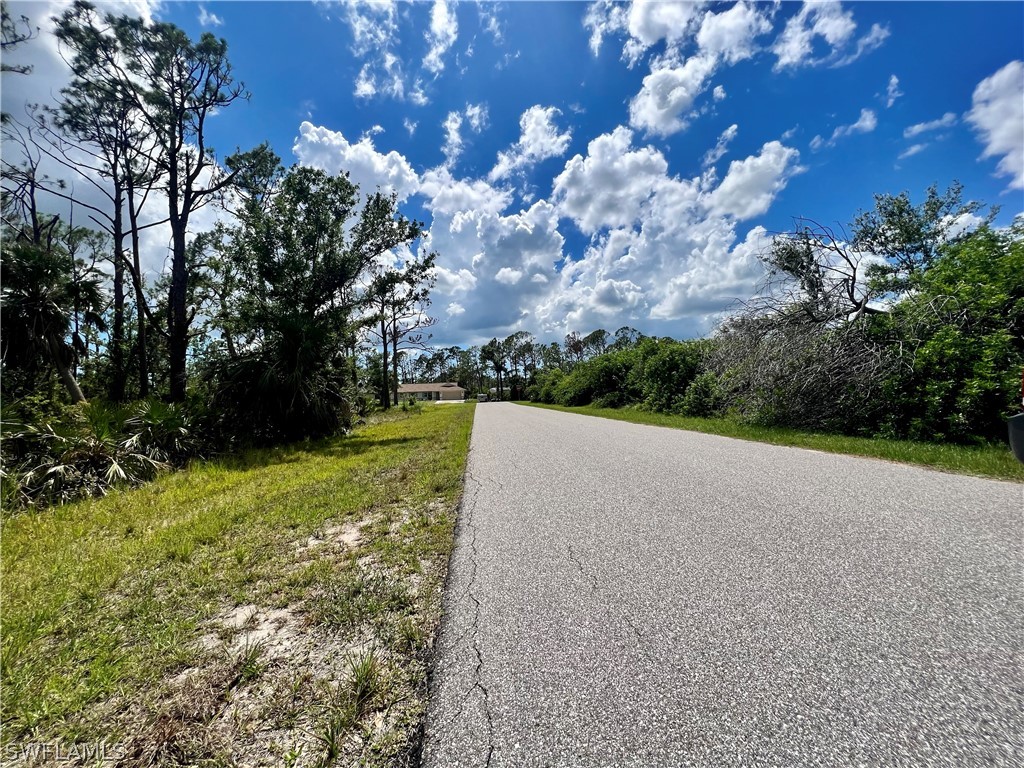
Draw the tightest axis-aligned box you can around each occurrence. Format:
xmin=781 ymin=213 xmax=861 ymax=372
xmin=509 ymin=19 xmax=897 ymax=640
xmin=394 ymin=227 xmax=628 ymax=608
xmin=423 ymin=403 xmax=1023 ymax=767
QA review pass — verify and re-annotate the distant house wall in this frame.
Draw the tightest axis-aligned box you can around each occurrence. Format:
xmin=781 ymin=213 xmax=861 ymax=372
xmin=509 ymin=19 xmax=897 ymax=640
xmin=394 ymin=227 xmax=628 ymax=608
xmin=398 ymin=383 xmax=466 ymax=402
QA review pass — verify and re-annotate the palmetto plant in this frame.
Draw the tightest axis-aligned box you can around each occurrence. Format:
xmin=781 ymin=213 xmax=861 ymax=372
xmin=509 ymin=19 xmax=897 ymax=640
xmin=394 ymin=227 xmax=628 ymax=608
xmin=4 ymin=403 xmax=162 ymax=507
xmin=122 ymin=398 xmax=202 ymax=465
xmin=1 ymin=239 xmax=107 ymax=403
xmin=1 ymin=400 xmax=198 ymax=509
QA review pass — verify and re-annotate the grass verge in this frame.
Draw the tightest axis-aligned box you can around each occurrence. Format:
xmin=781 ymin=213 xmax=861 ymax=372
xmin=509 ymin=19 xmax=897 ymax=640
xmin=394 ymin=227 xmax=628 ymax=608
xmin=1 ymin=402 xmax=475 ymax=766
xmin=516 ymin=401 xmax=1024 ymax=482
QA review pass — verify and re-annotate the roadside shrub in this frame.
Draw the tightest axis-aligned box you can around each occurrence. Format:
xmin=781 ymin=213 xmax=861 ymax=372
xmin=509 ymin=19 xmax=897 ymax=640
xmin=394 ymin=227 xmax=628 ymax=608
xmin=880 ymin=225 xmax=1024 ymax=442
xmin=205 ymin=338 xmax=353 ymax=446
xmin=530 ymin=368 xmax=565 ymax=403
xmin=0 ymin=399 xmax=204 ymax=510
xmin=553 ymin=353 xmax=633 ymax=406
xmin=680 ymin=371 xmax=724 ymax=417
xmin=123 ymin=399 xmax=203 ymax=466
xmin=638 ymin=340 xmax=703 ymax=413
xmin=2 ymin=403 xmax=159 ymax=509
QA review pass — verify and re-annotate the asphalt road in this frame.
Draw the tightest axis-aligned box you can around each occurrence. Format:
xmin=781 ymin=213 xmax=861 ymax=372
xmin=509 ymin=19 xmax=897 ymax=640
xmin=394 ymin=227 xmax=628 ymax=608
xmin=422 ymin=403 xmax=1023 ymax=768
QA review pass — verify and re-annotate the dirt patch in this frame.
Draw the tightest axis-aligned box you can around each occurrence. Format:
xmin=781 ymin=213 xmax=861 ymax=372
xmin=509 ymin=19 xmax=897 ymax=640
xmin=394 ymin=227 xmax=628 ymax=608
xmin=296 ymin=521 xmax=363 ymax=554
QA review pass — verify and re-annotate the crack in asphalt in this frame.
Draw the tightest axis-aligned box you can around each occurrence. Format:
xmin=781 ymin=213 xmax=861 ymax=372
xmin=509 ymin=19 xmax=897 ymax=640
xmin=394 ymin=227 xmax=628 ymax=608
xmin=568 ymin=543 xmax=599 ymax=591
xmin=568 ymin=543 xmax=645 ymax=643
xmin=444 ymin=467 xmax=496 ymax=765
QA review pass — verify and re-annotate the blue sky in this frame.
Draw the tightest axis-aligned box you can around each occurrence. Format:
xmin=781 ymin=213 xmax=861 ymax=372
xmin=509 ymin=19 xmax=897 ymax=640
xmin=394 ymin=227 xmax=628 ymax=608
xmin=5 ymin=1 xmax=1024 ymax=346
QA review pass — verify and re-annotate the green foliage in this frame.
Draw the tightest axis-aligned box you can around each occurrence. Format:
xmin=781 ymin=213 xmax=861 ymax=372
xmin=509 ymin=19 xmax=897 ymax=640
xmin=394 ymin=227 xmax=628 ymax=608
xmin=529 ymin=368 xmax=565 ymax=404
xmin=883 ymin=224 xmax=1024 ymax=442
xmin=528 ymin=338 xmax=706 ymax=412
xmin=636 ymin=339 xmax=703 ymax=412
xmin=1 ymin=237 xmax=108 ymax=403
xmin=400 ymin=398 xmax=422 ymax=413
xmin=552 ymin=346 xmax=638 ymax=407
xmin=712 ymin=189 xmax=1019 ymax=446
xmin=206 ymin=165 xmax=364 ymax=444
xmin=1 ymin=399 xmax=198 ymax=508
xmin=680 ymin=371 xmax=724 ymax=417
xmin=853 ymin=182 xmax=986 ymax=295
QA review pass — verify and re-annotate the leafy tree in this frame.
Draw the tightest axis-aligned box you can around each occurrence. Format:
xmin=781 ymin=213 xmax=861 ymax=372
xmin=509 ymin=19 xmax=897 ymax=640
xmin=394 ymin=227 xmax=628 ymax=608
xmin=637 ymin=339 xmax=703 ymax=413
xmin=757 ymin=184 xmax=987 ymax=326
xmin=538 ymin=341 xmax=564 ymax=371
xmin=563 ymin=331 xmax=585 ymax=369
xmin=480 ymin=338 xmax=507 ymax=399
xmin=1 ymin=236 xmax=107 ymax=403
xmin=680 ymin=371 xmax=724 ymax=417
xmin=51 ymin=1 xmax=169 ymax=399
xmin=582 ymin=328 xmax=610 ymax=357
xmin=884 ymin=223 xmax=1024 ymax=441
xmin=385 ymin=253 xmax=437 ymax=406
xmin=359 ymin=192 xmax=428 ymax=409
xmin=208 ymin=163 xmax=365 ymax=442
xmin=504 ymin=330 xmax=535 ymax=399
xmin=611 ymin=326 xmax=644 ymax=350
xmin=853 ymin=182 xmax=986 ymax=295
xmin=108 ymin=14 xmax=260 ymax=401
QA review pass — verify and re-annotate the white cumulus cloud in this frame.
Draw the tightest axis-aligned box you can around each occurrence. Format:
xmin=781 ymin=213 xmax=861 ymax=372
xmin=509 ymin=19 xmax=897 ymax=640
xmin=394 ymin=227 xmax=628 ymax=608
xmin=966 ymin=60 xmax=1024 ymax=189
xmin=706 ymin=140 xmax=802 ymax=220
xmin=495 ymin=267 xmax=524 ymax=285
xmin=773 ymin=1 xmax=885 ymax=71
xmin=696 ymin=1 xmax=773 ymax=65
xmin=553 ymin=127 xmax=669 ymax=233
xmin=424 ymin=0 xmax=458 ymax=74
xmin=628 ymin=52 xmax=717 ymax=136
xmin=490 ymin=106 xmax=572 ymax=181
xmin=292 ymin=121 xmax=419 ymax=202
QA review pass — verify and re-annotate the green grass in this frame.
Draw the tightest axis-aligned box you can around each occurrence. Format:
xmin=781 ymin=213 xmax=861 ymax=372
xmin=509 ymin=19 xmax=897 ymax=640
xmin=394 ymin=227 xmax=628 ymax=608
xmin=1 ymin=403 xmax=476 ymax=764
xmin=517 ymin=401 xmax=1024 ymax=482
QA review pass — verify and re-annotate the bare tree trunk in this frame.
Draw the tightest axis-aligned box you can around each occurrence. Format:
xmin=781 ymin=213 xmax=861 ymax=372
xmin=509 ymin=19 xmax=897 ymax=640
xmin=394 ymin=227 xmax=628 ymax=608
xmin=109 ymin=183 xmax=127 ymax=401
xmin=391 ymin=320 xmax=399 ymax=407
xmin=48 ymin=333 xmax=87 ymax=404
xmin=168 ymin=223 xmax=188 ymax=402
xmin=127 ymin=184 xmax=149 ymax=398
xmin=380 ymin=315 xmax=390 ymax=409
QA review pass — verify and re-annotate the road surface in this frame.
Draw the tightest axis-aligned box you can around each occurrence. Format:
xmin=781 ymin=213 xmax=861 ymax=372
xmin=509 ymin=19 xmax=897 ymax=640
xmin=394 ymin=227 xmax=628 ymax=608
xmin=423 ymin=403 xmax=1023 ymax=767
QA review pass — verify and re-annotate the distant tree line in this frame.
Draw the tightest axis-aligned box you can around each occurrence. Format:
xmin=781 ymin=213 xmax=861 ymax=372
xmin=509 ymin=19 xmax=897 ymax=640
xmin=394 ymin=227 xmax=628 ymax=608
xmin=409 ymin=186 xmax=1022 ymax=445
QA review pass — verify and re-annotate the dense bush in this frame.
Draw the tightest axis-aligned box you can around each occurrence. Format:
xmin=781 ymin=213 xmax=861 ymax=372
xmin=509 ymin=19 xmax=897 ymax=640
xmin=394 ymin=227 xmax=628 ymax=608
xmin=528 ymin=368 xmax=565 ymax=404
xmin=205 ymin=329 xmax=355 ymax=447
xmin=878 ymin=224 xmax=1024 ymax=442
xmin=635 ymin=340 xmax=704 ymax=412
xmin=552 ymin=349 xmax=640 ymax=407
xmin=680 ymin=371 xmax=725 ymax=417
xmin=528 ymin=338 xmax=707 ymax=413
xmin=1 ymin=400 xmax=199 ymax=509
